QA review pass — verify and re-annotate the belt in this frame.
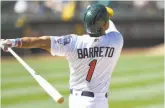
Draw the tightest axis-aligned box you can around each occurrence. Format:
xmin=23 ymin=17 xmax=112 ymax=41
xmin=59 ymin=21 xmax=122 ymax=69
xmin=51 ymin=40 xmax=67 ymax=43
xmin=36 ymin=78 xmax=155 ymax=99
xmin=70 ymin=89 xmax=108 ymax=98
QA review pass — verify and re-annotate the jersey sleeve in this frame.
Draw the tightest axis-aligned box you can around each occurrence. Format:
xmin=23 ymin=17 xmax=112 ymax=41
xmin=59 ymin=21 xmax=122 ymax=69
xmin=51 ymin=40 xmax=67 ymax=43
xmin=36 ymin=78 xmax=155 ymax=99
xmin=105 ymin=20 xmax=119 ymax=34
xmin=50 ymin=34 xmax=77 ymax=56
xmin=112 ymin=32 xmax=124 ymax=59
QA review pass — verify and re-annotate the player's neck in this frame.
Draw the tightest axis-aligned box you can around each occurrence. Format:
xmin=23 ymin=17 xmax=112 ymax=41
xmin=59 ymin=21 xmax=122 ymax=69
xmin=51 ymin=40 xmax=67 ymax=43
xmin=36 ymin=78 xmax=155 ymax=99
xmin=101 ymin=29 xmax=106 ymax=35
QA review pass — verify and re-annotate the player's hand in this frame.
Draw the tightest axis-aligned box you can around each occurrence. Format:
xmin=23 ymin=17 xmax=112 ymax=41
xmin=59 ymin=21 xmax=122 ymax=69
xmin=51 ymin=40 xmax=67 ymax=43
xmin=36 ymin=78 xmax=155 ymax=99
xmin=0 ymin=39 xmax=12 ymax=52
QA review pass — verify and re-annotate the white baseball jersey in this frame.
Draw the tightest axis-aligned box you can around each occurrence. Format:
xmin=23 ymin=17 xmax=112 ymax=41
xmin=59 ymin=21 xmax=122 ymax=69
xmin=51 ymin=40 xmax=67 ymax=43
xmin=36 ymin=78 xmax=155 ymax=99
xmin=50 ymin=20 xmax=123 ymax=93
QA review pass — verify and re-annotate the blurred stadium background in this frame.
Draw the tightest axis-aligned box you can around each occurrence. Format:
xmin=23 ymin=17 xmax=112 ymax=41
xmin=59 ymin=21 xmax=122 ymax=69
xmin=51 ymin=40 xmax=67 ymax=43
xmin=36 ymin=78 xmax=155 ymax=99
xmin=1 ymin=1 xmax=164 ymax=108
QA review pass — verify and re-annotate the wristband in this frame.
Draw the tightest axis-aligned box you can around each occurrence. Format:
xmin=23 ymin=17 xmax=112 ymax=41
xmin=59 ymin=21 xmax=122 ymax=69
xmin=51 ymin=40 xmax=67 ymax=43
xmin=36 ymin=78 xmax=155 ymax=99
xmin=9 ymin=38 xmax=22 ymax=48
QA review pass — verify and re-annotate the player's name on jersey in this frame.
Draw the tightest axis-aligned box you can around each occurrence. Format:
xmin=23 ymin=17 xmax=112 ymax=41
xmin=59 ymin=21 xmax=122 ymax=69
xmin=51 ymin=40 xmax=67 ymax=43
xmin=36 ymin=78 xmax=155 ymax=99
xmin=77 ymin=47 xmax=115 ymax=59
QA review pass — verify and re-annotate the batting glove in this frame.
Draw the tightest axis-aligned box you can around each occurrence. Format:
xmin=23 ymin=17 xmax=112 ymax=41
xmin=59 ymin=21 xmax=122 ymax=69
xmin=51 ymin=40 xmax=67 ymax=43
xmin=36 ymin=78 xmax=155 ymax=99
xmin=0 ymin=39 xmax=22 ymax=52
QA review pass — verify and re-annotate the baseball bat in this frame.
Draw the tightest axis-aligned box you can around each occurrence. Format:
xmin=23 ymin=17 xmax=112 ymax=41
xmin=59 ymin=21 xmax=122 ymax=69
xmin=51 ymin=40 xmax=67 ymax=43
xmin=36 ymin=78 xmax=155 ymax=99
xmin=6 ymin=48 xmax=64 ymax=104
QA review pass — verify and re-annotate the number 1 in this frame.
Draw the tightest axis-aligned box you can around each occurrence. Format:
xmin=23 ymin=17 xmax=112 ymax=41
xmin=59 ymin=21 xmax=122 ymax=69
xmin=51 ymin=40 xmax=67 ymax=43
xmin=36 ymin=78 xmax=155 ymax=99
xmin=86 ymin=59 xmax=97 ymax=82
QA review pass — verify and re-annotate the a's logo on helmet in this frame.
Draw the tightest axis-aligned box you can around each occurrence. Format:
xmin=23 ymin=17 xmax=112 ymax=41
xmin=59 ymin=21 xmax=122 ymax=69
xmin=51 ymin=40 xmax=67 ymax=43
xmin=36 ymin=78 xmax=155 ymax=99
xmin=87 ymin=11 xmax=92 ymax=16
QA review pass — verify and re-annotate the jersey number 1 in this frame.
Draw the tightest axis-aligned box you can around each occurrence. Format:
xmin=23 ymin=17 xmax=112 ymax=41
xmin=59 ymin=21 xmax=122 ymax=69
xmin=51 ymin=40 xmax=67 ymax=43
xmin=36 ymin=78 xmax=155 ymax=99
xmin=86 ymin=59 xmax=97 ymax=82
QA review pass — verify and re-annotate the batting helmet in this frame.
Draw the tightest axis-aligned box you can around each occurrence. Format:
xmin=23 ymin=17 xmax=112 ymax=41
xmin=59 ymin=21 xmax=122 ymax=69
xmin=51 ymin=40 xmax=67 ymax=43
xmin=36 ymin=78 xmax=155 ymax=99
xmin=84 ymin=4 xmax=109 ymax=37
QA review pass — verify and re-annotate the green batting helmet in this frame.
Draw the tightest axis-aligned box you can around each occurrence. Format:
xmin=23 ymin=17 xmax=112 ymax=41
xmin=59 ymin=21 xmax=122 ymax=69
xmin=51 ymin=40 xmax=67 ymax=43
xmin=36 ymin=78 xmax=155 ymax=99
xmin=84 ymin=4 xmax=109 ymax=37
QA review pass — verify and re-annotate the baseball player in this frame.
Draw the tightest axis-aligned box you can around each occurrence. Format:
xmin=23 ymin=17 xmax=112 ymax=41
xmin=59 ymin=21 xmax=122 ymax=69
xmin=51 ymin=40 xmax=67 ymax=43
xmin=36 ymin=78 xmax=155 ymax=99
xmin=1 ymin=4 xmax=123 ymax=108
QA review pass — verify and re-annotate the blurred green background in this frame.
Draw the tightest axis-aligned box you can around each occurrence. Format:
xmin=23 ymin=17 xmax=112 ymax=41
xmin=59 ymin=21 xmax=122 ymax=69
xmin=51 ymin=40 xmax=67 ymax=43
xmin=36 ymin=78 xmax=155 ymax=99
xmin=1 ymin=0 xmax=164 ymax=108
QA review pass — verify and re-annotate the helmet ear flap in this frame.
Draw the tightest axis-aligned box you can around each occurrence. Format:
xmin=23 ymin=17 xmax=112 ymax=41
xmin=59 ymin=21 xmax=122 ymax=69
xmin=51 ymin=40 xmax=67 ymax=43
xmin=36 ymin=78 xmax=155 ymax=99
xmin=84 ymin=12 xmax=87 ymax=21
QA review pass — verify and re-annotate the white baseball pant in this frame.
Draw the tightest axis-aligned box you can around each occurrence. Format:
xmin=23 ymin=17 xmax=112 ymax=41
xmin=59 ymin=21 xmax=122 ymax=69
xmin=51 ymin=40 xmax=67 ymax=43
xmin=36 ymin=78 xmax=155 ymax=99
xmin=69 ymin=89 xmax=109 ymax=108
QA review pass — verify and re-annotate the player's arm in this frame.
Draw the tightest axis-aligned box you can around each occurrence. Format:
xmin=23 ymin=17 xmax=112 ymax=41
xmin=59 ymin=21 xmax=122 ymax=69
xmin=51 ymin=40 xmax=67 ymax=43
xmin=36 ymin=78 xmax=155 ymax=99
xmin=1 ymin=36 xmax=51 ymax=52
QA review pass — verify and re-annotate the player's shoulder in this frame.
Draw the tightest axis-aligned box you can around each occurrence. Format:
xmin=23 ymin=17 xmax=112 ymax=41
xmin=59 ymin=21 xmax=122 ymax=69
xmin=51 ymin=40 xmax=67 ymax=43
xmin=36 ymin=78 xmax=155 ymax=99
xmin=50 ymin=34 xmax=79 ymax=46
xmin=58 ymin=34 xmax=88 ymax=42
xmin=65 ymin=34 xmax=88 ymax=44
xmin=62 ymin=34 xmax=78 ymax=41
xmin=107 ymin=20 xmax=123 ymax=38
xmin=105 ymin=31 xmax=124 ymax=47
xmin=69 ymin=34 xmax=90 ymax=41
xmin=106 ymin=31 xmax=122 ymax=39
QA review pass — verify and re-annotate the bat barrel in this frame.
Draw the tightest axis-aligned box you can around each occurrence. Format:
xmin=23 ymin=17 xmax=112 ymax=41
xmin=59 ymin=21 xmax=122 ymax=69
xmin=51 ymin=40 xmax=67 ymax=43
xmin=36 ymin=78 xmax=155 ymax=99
xmin=57 ymin=97 xmax=64 ymax=104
